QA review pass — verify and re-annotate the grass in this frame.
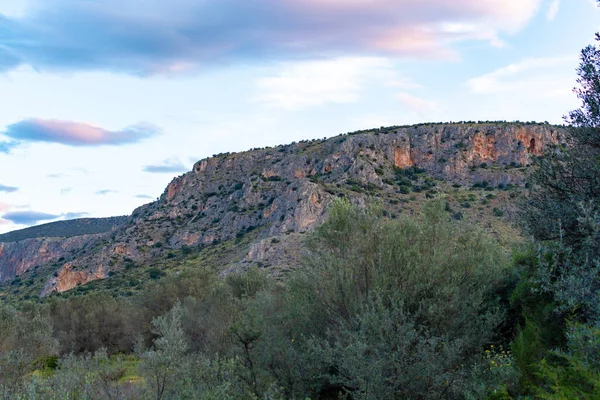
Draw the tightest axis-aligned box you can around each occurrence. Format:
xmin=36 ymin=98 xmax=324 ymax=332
xmin=118 ymin=355 xmax=142 ymax=385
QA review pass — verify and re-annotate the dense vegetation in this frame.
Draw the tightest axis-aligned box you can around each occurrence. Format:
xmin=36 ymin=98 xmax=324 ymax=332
xmin=1 ymin=153 xmax=599 ymax=398
xmin=0 ymin=185 xmax=597 ymax=398
xmin=0 ymin=216 xmax=128 ymax=243
xmin=0 ymin=199 xmax=518 ymax=399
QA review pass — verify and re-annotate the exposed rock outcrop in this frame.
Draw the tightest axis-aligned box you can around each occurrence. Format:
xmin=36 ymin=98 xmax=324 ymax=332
xmin=40 ymin=262 xmax=107 ymax=297
xmin=0 ymin=235 xmax=100 ymax=283
xmin=0 ymin=122 xmax=563 ymax=296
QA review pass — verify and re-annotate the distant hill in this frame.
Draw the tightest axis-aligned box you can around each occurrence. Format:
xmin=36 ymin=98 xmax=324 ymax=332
xmin=0 ymin=216 xmax=128 ymax=243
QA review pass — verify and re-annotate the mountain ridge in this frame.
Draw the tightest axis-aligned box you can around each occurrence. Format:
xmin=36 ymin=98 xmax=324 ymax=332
xmin=0 ymin=216 xmax=128 ymax=243
xmin=0 ymin=122 xmax=563 ymax=299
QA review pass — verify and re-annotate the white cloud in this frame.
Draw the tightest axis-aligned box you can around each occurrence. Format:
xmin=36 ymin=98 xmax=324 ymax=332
xmin=547 ymin=0 xmax=560 ymax=21
xmin=0 ymin=202 xmax=10 ymax=212
xmin=467 ymin=56 xmax=576 ymax=96
xmin=250 ymin=57 xmax=395 ymax=110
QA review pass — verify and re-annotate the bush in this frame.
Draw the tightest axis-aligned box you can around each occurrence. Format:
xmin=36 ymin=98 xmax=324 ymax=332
xmin=246 ymin=199 xmax=510 ymax=398
xmin=149 ymin=268 xmax=165 ymax=280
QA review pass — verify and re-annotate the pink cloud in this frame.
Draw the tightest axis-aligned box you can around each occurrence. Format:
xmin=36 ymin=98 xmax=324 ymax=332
xmin=0 ymin=202 xmax=9 ymax=212
xmin=290 ymin=0 xmax=543 ymax=53
xmin=3 ymin=119 xmax=161 ymax=146
xmin=0 ymin=0 xmax=544 ymax=74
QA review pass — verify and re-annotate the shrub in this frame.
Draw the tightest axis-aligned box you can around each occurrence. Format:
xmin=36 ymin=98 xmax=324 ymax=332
xmin=149 ymin=268 xmax=165 ymax=280
xmin=250 ymin=199 xmax=510 ymax=398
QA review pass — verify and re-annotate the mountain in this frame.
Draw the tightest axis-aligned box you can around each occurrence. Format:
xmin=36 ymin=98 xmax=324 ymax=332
xmin=0 ymin=217 xmax=127 ymax=286
xmin=0 ymin=216 xmax=128 ymax=243
xmin=0 ymin=122 xmax=562 ymax=300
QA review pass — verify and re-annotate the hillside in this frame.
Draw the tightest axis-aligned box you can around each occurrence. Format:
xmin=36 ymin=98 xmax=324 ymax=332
xmin=0 ymin=122 xmax=562 ymax=300
xmin=0 ymin=216 xmax=128 ymax=243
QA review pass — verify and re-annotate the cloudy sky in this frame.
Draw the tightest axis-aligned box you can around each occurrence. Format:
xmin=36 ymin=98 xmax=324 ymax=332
xmin=0 ymin=0 xmax=598 ymax=233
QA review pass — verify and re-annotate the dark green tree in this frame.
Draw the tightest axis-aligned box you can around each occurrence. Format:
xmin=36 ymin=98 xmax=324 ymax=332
xmin=520 ymin=2 xmax=600 ymax=324
xmin=513 ymin=6 xmax=600 ymax=395
xmin=524 ymin=31 xmax=600 ymax=256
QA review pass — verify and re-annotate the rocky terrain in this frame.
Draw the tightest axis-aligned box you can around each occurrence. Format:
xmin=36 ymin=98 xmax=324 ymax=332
xmin=0 ymin=122 xmax=563 ymax=298
xmin=0 ymin=216 xmax=127 ymax=285
xmin=0 ymin=235 xmax=101 ymax=283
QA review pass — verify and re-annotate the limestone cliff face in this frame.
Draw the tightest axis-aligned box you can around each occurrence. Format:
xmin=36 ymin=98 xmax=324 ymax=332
xmin=40 ymin=262 xmax=106 ymax=297
xmin=357 ymin=123 xmax=556 ymax=183
xmin=0 ymin=123 xmax=561 ymax=296
xmin=0 ymin=235 xmax=100 ymax=283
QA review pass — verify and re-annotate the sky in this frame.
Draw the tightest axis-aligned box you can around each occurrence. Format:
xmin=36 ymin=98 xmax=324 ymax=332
xmin=0 ymin=0 xmax=599 ymax=233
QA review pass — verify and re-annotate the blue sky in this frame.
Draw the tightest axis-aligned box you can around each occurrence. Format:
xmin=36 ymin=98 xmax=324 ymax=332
xmin=0 ymin=0 xmax=598 ymax=233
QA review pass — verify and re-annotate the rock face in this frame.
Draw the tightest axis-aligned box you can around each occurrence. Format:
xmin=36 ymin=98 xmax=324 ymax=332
xmin=0 ymin=122 xmax=562 ymax=296
xmin=39 ymin=262 xmax=107 ymax=297
xmin=0 ymin=235 xmax=100 ymax=283
xmin=384 ymin=123 xmax=554 ymax=182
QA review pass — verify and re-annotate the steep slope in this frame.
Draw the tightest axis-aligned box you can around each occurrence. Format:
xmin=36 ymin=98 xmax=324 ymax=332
xmin=0 ymin=235 xmax=101 ymax=283
xmin=0 ymin=122 xmax=563 ymax=298
xmin=0 ymin=216 xmax=128 ymax=286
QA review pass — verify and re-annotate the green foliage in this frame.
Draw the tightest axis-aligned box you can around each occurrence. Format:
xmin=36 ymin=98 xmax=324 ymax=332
xmin=306 ymin=295 xmax=477 ymax=399
xmin=493 ymin=208 xmax=505 ymax=217
xmin=524 ymin=33 xmax=600 ymax=259
xmin=48 ymin=293 xmax=138 ymax=355
xmin=0 ymin=303 xmax=57 ymax=397
xmin=136 ymin=302 xmax=188 ymax=400
xmin=534 ymin=324 xmax=600 ymax=398
xmin=31 ymin=349 xmax=127 ymax=399
xmin=238 ymin=199 xmax=511 ymax=399
xmin=148 ymin=268 xmax=165 ymax=280
xmin=511 ymin=319 xmax=546 ymax=389
xmin=135 ymin=301 xmax=252 ymax=399
xmin=225 ymin=267 xmax=268 ymax=300
xmin=512 ymin=18 xmax=600 ymax=396
xmin=6 ymin=193 xmax=594 ymax=398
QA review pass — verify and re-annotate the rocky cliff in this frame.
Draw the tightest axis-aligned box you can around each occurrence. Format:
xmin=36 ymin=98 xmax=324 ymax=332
xmin=0 ymin=235 xmax=100 ymax=283
xmin=0 ymin=122 xmax=563 ymax=297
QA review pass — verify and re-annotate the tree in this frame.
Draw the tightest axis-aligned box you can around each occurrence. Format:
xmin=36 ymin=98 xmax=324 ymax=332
xmin=37 ymin=349 xmax=127 ymax=400
xmin=49 ymin=293 xmax=136 ymax=355
xmin=0 ymin=304 xmax=57 ymax=397
xmin=513 ymin=7 xmax=600 ymax=394
xmin=137 ymin=302 xmax=188 ymax=400
xmin=253 ymin=199 xmax=511 ymax=399
xmin=521 ymin=4 xmax=600 ymax=324
xmin=524 ymin=30 xmax=600 ymax=256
